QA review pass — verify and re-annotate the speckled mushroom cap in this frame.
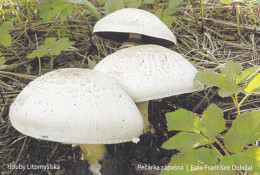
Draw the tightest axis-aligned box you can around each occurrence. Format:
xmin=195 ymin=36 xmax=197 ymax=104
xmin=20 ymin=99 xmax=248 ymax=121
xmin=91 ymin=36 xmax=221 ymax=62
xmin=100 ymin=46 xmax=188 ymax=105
xmin=9 ymin=68 xmax=143 ymax=144
xmin=94 ymin=45 xmax=203 ymax=102
xmin=93 ymin=8 xmax=176 ymax=47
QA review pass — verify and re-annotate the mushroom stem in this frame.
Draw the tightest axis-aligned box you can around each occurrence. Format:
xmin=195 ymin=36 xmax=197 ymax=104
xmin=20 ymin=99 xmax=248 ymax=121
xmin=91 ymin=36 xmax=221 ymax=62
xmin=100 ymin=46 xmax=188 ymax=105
xmin=129 ymin=33 xmax=142 ymax=41
xmin=79 ymin=144 xmax=107 ymax=175
xmin=121 ymin=33 xmax=142 ymax=48
xmin=136 ymin=101 xmax=155 ymax=133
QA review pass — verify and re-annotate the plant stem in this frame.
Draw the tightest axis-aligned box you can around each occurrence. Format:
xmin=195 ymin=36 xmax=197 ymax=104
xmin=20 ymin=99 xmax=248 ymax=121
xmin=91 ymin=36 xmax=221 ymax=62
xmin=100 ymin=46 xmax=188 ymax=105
xmin=209 ymin=142 xmax=223 ymax=157
xmin=79 ymin=144 xmax=106 ymax=175
xmin=248 ymin=2 xmax=257 ymax=30
xmin=215 ymin=138 xmax=230 ymax=156
xmin=8 ymin=0 xmax=23 ymax=25
xmin=200 ymin=0 xmax=204 ymax=30
xmin=25 ymin=0 xmax=31 ymax=20
xmin=236 ymin=94 xmax=249 ymax=115
xmin=236 ymin=3 xmax=241 ymax=35
xmin=37 ymin=57 xmax=42 ymax=75
xmin=231 ymin=94 xmax=238 ymax=107
xmin=50 ymin=55 xmax=54 ymax=69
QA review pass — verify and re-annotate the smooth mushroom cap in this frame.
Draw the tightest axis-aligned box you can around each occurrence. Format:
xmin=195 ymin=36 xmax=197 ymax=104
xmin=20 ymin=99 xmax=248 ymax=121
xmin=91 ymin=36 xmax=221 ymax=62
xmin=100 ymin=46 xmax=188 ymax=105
xmin=9 ymin=68 xmax=143 ymax=144
xmin=93 ymin=45 xmax=203 ymax=103
xmin=93 ymin=8 xmax=176 ymax=47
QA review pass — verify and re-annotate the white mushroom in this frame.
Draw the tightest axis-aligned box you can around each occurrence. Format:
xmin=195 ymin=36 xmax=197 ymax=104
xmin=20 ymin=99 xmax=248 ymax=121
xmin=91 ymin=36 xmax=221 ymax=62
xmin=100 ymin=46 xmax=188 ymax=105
xmin=9 ymin=68 xmax=143 ymax=175
xmin=93 ymin=8 xmax=176 ymax=47
xmin=93 ymin=45 xmax=203 ymax=133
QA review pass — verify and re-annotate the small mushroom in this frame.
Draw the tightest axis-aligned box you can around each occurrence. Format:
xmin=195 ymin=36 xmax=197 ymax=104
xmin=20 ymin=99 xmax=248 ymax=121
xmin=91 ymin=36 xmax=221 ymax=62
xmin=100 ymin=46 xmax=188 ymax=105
xmin=9 ymin=68 xmax=143 ymax=175
xmin=94 ymin=45 xmax=203 ymax=133
xmin=93 ymin=8 xmax=176 ymax=47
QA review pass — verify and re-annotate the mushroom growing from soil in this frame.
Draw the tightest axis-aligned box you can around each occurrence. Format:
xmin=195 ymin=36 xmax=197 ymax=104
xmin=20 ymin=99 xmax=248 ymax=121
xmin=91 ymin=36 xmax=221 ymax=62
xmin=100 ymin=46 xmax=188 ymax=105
xmin=9 ymin=68 xmax=143 ymax=175
xmin=93 ymin=8 xmax=176 ymax=47
xmin=93 ymin=45 xmax=203 ymax=133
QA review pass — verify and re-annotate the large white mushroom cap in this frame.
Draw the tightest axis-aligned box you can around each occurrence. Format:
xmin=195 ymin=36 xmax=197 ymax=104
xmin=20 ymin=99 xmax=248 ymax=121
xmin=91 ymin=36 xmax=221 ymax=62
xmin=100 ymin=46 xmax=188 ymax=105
xmin=93 ymin=8 xmax=176 ymax=47
xmin=9 ymin=68 xmax=143 ymax=144
xmin=94 ymin=45 xmax=203 ymax=102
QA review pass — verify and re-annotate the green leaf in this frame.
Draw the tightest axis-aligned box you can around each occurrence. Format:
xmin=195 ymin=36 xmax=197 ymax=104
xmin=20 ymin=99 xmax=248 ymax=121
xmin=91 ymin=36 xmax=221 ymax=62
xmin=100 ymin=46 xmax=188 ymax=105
xmin=0 ymin=21 xmax=12 ymax=47
xmin=161 ymin=15 xmax=176 ymax=27
xmin=220 ymin=146 xmax=260 ymax=173
xmin=60 ymin=8 xmax=71 ymax=21
xmin=154 ymin=8 xmax=163 ymax=18
xmin=57 ymin=29 xmax=67 ymax=39
xmin=143 ymin=0 xmax=155 ymax=4
xmin=169 ymin=0 xmax=183 ymax=8
xmin=221 ymin=0 xmax=235 ymax=4
xmin=161 ymin=148 xmax=221 ymax=175
xmin=236 ymin=66 xmax=260 ymax=84
xmin=27 ymin=45 xmax=49 ymax=59
xmin=162 ymin=7 xmax=176 ymax=16
xmin=224 ymin=110 xmax=260 ymax=153
xmin=53 ymin=38 xmax=74 ymax=55
xmin=244 ymin=73 xmax=260 ymax=93
xmin=0 ymin=53 xmax=6 ymax=66
xmin=125 ymin=0 xmax=142 ymax=8
xmin=218 ymin=88 xmax=244 ymax=98
xmin=105 ymin=0 xmax=124 ymax=15
xmin=166 ymin=109 xmax=201 ymax=132
xmin=220 ymin=61 xmax=242 ymax=80
xmin=220 ymin=0 xmax=233 ymax=4
xmin=27 ymin=37 xmax=74 ymax=59
xmin=200 ymin=104 xmax=226 ymax=142
xmin=36 ymin=0 xmax=69 ymax=22
xmin=195 ymin=71 xmax=236 ymax=92
xmin=67 ymin=0 xmax=101 ymax=19
xmin=162 ymin=132 xmax=209 ymax=152
xmin=253 ymin=87 xmax=260 ymax=92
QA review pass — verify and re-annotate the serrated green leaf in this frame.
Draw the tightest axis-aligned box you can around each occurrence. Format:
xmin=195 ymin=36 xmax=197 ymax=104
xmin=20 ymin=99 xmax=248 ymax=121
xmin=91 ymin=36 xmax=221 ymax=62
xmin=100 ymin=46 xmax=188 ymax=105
xmin=67 ymin=0 xmax=101 ymax=19
xmin=166 ymin=109 xmax=201 ymax=132
xmin=125 ymin=0 xmax=142 ymax=8
xmin=244 ymin=73 xmax=260 ymax=93
xmin=1 ymin=21 xmax=12 ymax=31
xmin=161 ymin=15 xmax=176 ymax=27
xmin=51 ymin=38 xmax=74 ymax=55
xmin=195 ymin=71 xmax=236 ymax=92
xmin=60 ymin=8 xmax=71 ymax=21
xmin=154 ymin=8 xmax=163 ymax=18
xmin=220 ymin=61 xmax=242 ymax=80
xmin=224 ymin=111 xmax=260 ymax=153
xmin=220 ymin=0 xmax=233 ymax=4
xmin=105 ymin=0 xmax=124 ymax=15
xmin=0 ymin=21 xmax=12 ymax=47
xmin=162 ymin=7 xmax=176 ymax=16
xmin=218 ymin=89 xmax=234 ymax=98
xmin=253 ymin=87 xmax=260 ymax=92
xmin=143 ymin=0 xmax=155 ymax=4
xmin=27 ymin=37 xmax=74 ymax=59
xmin=45 ymin=37 xmax=57 ymax=46
xmin=27 ymin=45 xmax=49 ymax=59
xmin=57 ymin=29 xmax=67 ymax=39
xmin=162 ymin=132 xmax=209 ymax=152
xmin=218 ymin=88 xmax=244 ymax=98
xmin=36 ymin=0 xmax=69 ymax=22
xmin=236 ymin=66 xmax=260 ymax=84
xmin=220 ymin=146 xmax=260 ymax=173
xmin=0 ymin=55 xmax=6 ymax=66
xmin=200 ymin=104 xmax=226 ymax=142
xmin=169 ymin=0 xmax=183 ymax=8
xmin=161 ymin=148 xmax=221 ymax=175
